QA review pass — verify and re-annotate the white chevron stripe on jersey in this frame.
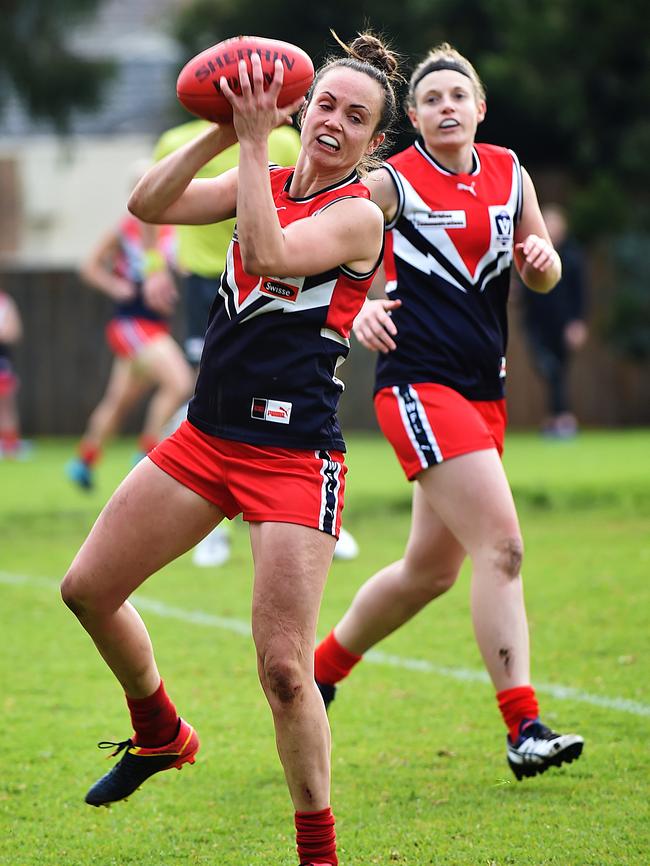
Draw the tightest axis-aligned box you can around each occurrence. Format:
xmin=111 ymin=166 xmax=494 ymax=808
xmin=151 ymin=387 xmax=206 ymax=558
xmin=218 ymin=243 xmax=269 ymax=318
xmin=392 ymin=229 xmax=469 ymax=294
xmin=394 ymin=173 xmax=476 ymax=283
xmin=320 ymin=327 xmax=350 ymax=348
xmin=219 ymin=239 xmax=340 ymax=324
xmin=241 ymin=276 xmax=339 ymax=323
xmin=390 ymin=160 xmax=520 ymax=294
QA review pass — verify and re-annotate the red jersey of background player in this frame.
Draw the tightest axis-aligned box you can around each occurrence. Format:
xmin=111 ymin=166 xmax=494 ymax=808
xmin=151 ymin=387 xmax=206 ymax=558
xmin=112 ymin=215 xmax=176 ymax=322
xmin=189 ymin=166 xmax=383 ymax=451
xmin=377 ymin=139 xmax=523 ymax=400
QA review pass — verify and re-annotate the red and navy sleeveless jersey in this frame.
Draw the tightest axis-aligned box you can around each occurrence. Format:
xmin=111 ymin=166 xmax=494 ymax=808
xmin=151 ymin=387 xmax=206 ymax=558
xmin=0 ymin=294 xmax=14 ymax=366
xmin=376 ymin=139 xmax=523 ymax=400
xmin=188 ymin=167 xmax=382 ymax=451
xmin=112 ymin=215 xmax=176 ymax=322
xmin=0 ymin=340 xmax=11 ymax=369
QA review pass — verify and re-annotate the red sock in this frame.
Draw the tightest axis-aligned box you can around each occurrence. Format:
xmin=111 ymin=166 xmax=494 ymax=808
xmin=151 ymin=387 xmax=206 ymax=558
xmin=126 ymin=679 xmax=180 ymax=747
xmin=1 ymin=429 xmax=19 ymax=455
xmin=138 ymin=433 xmax=159 ymax=455
xmin=295 ymin=806 xmax=338 ymax=865
xmin=314 ymin=630 xmax=362 ymax=686
xmin=79 ymin=441 xmax=100 ymax=466
xmin=497 ymin=685 xmax=540 ymax=742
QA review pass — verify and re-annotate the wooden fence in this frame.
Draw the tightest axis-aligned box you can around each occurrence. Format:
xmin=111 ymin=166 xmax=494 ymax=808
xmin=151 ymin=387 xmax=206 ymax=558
xmin=1 ymin=267 xmax=649 ymax=436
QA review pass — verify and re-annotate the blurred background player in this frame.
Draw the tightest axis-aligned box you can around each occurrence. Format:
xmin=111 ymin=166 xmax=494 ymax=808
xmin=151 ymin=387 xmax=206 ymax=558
xmin=520 ymin=202 xmax=589 ymax=438
xmin=67 ymin=191 xmax=193 ymax=490
xmin=153 ymin=119 xmax=359 ymax=564
xmin=0 ymin=288 xmax=25 ymax=458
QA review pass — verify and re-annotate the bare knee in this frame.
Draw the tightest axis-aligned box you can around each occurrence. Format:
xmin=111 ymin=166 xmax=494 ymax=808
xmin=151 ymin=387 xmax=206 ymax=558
xmin=163 ymin=369 xmax=194 ymax=405
xmin=168 ymin=379 xmax=192 ymax=407
xmin=95 ymin=388 xmax=130 ymax=418
xmin=493 ymin=535 xmax=524 ymax=579
xmin=60 ymin=567 xmax=87 ymax=618
xmin=257 ymin=637 xmax=307 ymax=709
xmin=400 ymin=558 xmax=460 ymax=607
xmin=263 ymin=656 xmax=303 ymax=705
xmin=403 ymin=572 xmax=457 ymax=608
xmin=60 ymin=564 xmax=113 ymax=619
xmin=179 ymin=369 xmax=195 ymax=401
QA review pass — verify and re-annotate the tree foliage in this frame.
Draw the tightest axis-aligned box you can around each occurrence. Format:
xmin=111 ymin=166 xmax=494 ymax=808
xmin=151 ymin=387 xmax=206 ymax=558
xmin=171 ymin=0 xmax=650 ymax=238
xmin=0 ymin=0 xmax=115 ymax=131
xmin=605 ymin=233 xmax=650 ymax=361
xmin=459 ymin=0 xmax=650 ymax=239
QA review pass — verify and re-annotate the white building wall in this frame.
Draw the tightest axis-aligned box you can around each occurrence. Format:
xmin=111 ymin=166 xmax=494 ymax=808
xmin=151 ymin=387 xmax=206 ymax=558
xmin=0 ymin=0 xmax=188 ymax=269
xmin=0 ymin=135 xmax=158 ymax=268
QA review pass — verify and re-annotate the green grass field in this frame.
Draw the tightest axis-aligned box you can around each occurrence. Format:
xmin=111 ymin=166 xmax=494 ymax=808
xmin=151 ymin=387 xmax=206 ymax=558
xmin=1 ymin=431 xmax=649 ymax=865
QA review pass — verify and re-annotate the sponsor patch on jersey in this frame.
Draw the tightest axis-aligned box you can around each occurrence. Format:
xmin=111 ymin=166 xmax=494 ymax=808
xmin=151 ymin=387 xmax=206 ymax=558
xmin=413 ymin=209 xmax=467 ymax=229
xmin=251 ymin=397 xmax=292 ymax=424
xmin=260 ymin=277 xmax=300 ymax=302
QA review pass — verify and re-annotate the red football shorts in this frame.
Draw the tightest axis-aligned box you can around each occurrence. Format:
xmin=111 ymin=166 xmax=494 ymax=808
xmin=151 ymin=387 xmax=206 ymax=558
xmin=374 ymin=382 xmax=507 ymax=481
xmin=105 ymin=318 xmax=170 ymax=359
xmin=149 ymin=420 xmax=346 ymax=537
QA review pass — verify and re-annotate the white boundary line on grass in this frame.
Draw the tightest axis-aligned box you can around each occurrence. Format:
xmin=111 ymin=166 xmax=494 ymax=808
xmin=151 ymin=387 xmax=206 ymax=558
xmin=3 ymin=569 xmax=649 ymax=718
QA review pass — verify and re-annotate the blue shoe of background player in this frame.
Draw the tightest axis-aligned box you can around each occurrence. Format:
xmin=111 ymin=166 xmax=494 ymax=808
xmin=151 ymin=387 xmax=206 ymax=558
xmin=66 ymin=458 xmax=94 ymax=491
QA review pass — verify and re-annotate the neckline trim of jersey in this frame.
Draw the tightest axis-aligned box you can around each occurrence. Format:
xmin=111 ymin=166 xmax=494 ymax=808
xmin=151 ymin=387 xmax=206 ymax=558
xmin=281 ymin=169 xmax=360 ymax=202
xmin=414 ymin=138 xmax=481 ymax=178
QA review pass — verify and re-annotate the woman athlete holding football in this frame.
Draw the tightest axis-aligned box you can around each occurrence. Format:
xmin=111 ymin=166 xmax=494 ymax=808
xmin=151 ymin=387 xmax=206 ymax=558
xmin=61 ymin=33 xmax=399 ymax=866
xmin=315 ymin=43 xmax=584 ymax=781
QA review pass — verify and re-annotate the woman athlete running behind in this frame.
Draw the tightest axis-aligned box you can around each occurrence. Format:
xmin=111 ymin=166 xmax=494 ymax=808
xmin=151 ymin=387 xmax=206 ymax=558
xmin=315 ymin=43 xmax=584 ymax=782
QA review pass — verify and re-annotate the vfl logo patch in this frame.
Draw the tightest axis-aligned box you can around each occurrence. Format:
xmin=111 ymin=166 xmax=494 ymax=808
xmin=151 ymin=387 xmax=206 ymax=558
xmin=260 ymin=277 xmax=299 ymax=302
xmin=492 ymin=209 xmax=513 ymax=250
xmin=251 ymin=398 xmax=292 ymax=424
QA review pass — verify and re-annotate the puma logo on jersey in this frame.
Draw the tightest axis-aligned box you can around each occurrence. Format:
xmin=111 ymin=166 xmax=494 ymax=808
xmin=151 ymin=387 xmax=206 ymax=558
xmin=457 ymin=181 xmax=477 ymax=196
xmin=251 ymin=397 xmax=292 ymax=424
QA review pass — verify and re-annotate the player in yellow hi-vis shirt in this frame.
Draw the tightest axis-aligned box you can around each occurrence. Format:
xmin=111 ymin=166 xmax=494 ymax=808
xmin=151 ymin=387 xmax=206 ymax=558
xmin=154 ymin=121 xmax=302 ymax=368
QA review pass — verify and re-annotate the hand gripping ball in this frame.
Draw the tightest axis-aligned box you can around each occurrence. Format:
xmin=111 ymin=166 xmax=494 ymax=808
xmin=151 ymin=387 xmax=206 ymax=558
xmin=176 ymin=35 xmax=314 ymax=122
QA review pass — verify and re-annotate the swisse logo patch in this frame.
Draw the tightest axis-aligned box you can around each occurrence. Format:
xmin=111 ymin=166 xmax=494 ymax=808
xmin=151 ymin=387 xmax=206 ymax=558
xmin=251 ymin=398 xmax=292 ymax=424
xmin=260 ymin=278 xmax=299 ymax=302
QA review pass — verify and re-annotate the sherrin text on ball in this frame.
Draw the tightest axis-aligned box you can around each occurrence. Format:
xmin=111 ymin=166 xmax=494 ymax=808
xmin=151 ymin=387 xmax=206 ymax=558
xmin=176 ymin=35 xmax=314 ymax=122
